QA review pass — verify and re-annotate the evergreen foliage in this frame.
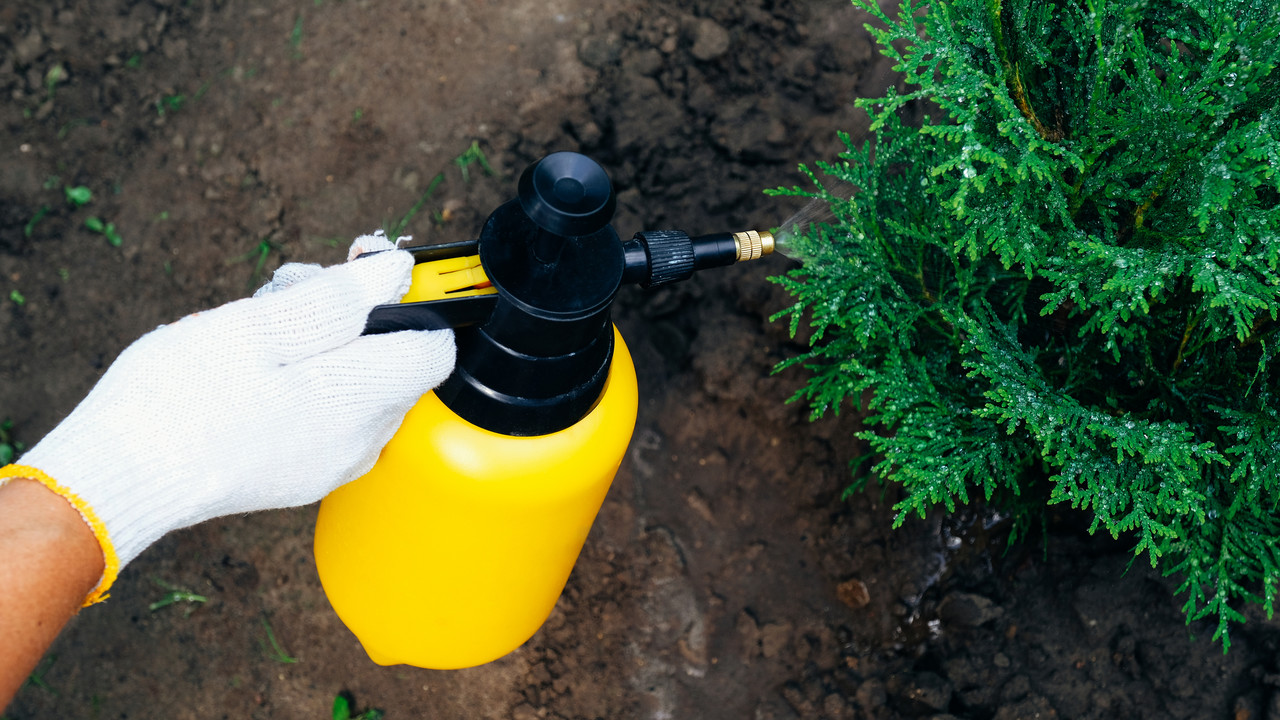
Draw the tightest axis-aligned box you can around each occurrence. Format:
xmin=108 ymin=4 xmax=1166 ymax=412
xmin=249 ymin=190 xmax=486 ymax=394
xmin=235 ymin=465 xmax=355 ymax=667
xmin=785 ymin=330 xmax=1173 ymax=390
xmin=772 ymin=0 xmax=1280 ymax=648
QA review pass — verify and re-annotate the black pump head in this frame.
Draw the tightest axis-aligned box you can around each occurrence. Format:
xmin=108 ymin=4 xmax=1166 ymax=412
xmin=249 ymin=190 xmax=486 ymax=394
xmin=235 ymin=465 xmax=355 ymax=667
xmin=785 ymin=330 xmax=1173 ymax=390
xmin=517 ymin=151 xmax=616 ymax=237
xmin=435 ymin=153 xmax=624 ymax=436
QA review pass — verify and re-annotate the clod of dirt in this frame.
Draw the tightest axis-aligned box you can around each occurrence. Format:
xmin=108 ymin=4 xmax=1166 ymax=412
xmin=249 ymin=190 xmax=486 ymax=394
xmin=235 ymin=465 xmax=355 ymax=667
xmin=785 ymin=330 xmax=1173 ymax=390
xmin=688 ymin=17 xmax=730 ymax=61
xmin=837 ymin=578 xmax=871 ymax=609
xmin=759 ymin=621 xmax=793 ymax=659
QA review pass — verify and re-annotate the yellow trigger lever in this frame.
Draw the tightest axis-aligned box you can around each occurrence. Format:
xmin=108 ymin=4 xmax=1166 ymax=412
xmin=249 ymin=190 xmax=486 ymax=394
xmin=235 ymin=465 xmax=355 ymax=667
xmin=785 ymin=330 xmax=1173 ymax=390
xmin=361 ymin=242 xmax=499 ymax=334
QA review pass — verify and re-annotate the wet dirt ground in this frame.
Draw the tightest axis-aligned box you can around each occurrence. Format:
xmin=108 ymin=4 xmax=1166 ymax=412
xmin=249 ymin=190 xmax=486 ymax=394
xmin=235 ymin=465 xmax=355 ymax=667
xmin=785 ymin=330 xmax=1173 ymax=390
xmin=5 ymin=1 xmax=1280 ymax=718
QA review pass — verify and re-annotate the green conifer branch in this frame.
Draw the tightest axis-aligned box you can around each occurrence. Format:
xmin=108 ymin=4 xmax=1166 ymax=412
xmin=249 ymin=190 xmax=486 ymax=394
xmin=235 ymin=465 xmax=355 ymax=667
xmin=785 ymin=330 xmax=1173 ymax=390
xmin=987 ymin=0 xmax=1054 ymax=141
xmin=775 ymin=0 xmax=1280 ymax=649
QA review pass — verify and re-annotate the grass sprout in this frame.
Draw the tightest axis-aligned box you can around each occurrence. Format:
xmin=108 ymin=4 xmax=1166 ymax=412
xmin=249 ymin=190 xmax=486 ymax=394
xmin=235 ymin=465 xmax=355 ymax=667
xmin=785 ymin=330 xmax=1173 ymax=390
xmin=383 ymin=172 xmax=444 ymax=242
xmin=454 ymin=140 xmax=494 ymax=182
xmin=148 ymin=577 xmax=208 ymax=616
xmin=260 ymin=617 xmax=298 ymax=664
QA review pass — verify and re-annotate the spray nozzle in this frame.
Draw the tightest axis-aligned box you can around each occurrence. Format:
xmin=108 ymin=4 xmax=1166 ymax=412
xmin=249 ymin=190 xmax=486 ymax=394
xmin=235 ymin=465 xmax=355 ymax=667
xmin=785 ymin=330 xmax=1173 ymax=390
xmin=622 ymin=229 xmax=775 ymax=288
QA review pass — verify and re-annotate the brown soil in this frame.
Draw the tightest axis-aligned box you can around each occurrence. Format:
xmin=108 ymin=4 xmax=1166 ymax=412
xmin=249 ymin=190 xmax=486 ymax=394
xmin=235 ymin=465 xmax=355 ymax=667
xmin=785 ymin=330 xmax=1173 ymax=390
xmin=3 ymin=1 xmax=1280 ymax=719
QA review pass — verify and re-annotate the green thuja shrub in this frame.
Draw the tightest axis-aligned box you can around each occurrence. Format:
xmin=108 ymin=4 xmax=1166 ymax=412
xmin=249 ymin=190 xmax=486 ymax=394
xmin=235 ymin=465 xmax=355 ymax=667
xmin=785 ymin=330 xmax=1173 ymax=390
xmin=773 ymin=0 xmax=1280 ymax=647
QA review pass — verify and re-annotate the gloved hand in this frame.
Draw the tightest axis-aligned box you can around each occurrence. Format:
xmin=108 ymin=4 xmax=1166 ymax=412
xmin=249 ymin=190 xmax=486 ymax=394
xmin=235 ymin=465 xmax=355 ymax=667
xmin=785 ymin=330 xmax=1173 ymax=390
xmin=0 ymin=233 xmax=454 ymax=603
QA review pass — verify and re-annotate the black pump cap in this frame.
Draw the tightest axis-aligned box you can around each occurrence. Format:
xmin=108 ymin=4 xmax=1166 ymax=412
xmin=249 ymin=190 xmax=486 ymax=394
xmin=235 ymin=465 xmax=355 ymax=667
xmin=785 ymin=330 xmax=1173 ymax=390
xmin=518 ymin=152 xmax=616 ymax=237
xmin=437 ymin=153 xmax=625 ymax=437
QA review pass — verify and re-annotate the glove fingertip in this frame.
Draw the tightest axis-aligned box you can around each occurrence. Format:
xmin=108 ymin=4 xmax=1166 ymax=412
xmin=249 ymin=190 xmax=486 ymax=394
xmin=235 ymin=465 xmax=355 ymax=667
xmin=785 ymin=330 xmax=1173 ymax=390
xmin=254 ymin=262 xmax=324 ymax=297
xmin=346 ymin=248 xmax=416 ymax=307
xmin=347 ymin=230 xmax=399 ymax=261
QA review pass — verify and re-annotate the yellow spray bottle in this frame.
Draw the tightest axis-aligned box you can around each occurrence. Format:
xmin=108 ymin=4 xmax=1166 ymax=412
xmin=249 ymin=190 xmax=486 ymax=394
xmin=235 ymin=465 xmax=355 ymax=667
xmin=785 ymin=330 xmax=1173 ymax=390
xmin=313 ymin=152 xmax=773 ymax=669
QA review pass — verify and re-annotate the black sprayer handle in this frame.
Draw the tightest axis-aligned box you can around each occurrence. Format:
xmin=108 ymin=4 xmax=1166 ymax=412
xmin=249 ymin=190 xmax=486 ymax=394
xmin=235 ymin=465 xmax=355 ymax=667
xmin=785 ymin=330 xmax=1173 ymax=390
xmin=363 ymin=295 xmax=499 ymax=334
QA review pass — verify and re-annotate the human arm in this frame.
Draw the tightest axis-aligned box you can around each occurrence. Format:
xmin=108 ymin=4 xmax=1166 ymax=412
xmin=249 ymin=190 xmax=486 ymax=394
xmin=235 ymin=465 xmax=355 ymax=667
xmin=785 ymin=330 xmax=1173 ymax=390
xmin=0 ymin=478 xmax=104 ymax=706
xmin=0 ymin=234 xmax=454 ymax=711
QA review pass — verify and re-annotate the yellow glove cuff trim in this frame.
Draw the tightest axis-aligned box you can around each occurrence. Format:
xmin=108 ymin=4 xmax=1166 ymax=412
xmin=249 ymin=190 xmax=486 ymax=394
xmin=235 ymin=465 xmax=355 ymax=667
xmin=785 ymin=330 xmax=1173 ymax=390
xmin=0 ymin=463 xmax=120 ymax=606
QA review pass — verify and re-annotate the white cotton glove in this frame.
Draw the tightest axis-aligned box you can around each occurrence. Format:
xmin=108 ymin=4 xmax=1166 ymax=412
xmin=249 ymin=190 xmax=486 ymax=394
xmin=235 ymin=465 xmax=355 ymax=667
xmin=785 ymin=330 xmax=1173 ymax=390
xmin=10 ymin=233 xmax=454 ymax=597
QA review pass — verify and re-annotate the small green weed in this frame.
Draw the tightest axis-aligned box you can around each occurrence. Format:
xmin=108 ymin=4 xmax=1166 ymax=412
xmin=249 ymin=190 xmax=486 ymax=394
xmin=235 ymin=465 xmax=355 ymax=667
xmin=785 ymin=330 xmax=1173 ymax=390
xmin=85 ymin=217 xmax=123 ymax=247
xmin=289 ymin=15 xmax=304 ymax=58
xmin=44 ymin=64 xmax=67 ymax=100
xmin=352 ymin=107 xmax=364 ymax=123
xmin=454 ymin=140 xmax=494 ymax=182
xmin=333 ymin=693 xmax=384 ymax=720
xmin=124 ymin=54 xmax=142 ymax=69
xmin=64 ymin=185 xmax=92 ymax=208
xmin=8 ymin=290 xmax=25 ymax=307
xmin=193 ymin=79 xmax=214 ymax=103
xmin=23 ymin=206 xmax=50 ymax=238
xmin=155 ymin=94 xmax=185 ymax=117
xmin=1 ymin=419 xmax=24 ymax=465
xmin=259 ymin=617 xmax=298 ymax=664
xmin=228 ymin=237 xmax=282 ymax=289
xmin=148 ymin=577 xmax=208 ymax=616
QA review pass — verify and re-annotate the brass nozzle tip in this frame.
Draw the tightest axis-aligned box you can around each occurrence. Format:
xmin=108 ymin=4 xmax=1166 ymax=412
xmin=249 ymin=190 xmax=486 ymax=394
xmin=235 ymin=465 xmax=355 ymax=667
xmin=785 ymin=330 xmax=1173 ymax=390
xmin=733 ymin=230 xmax=775 ymax=262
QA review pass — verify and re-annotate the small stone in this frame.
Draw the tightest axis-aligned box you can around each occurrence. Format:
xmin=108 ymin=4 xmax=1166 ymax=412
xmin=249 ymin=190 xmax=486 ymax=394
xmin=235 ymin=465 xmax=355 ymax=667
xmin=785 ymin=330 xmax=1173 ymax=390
xmin=689 ymin=18 xmax=730 ymax=61
xmin=572 ymin=119 xmax=602 ymax=146
xmin=836 ymin=578 xmax=870 ymax=609
xmin=766 ymin=119 xmax=787 ymax=144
